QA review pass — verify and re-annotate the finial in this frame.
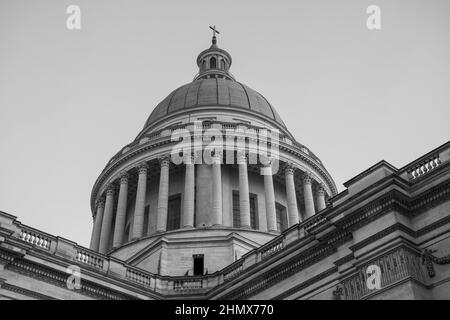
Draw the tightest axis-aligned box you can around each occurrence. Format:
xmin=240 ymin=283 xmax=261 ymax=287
xmin=209 ymin=25 xmax=220 ymax=45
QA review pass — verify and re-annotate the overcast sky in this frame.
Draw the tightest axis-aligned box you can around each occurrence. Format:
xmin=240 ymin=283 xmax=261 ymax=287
xmin=0 ymin=0 xmax=449 ymax=247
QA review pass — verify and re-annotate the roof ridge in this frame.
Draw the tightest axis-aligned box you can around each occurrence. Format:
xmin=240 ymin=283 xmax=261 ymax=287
xmin=237 ymin=81 xmax=251 ymax=110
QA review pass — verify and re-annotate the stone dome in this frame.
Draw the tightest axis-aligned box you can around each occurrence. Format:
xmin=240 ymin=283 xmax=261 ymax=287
xmin=144 ymin=78 xmax=287 ymax=129
xmin=88 ymin=31 xmax=338 ymax=274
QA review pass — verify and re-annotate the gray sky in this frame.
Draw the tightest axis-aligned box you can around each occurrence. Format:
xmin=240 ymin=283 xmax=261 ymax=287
xmin=0 ymin=0 xmax=449 ymax=247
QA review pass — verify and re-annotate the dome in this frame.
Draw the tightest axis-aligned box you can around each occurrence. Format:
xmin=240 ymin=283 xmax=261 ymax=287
xmin=89 ymin=30 xmax=338 ymax=273
xmin=144 ymin=78 xmax=287 ymax=128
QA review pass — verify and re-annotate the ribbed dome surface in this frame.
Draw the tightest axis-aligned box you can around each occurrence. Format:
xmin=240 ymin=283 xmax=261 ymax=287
xmin=144 ymin=78 xmax=286 ymax=128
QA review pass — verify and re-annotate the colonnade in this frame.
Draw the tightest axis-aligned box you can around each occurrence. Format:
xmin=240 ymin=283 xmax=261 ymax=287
xmin=90 ymin=155 xmax=328 ymax=254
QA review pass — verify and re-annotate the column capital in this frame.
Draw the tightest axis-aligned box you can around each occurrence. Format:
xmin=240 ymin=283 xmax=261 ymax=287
xmin=159 ymin=156 xmax=171 ymax=168
xmin=119 ymin=171 xmax=130 ymax=184
xmin=95 ymin=198 xmax=105 ymax=209
xmin=317 ymin=183 xmax=326 ymax=195
xmin=302 ymin=172 xmax=313 ymax=185
xmin=137 ymin=162 xmax=149 ymax=174
xmin=284 ymin=163 xmax=296 ymax=176
xmin=184 ymin=152 xmax=197 ymax=164
xmin=259 ymin=155 xmax=273 ymax=168
xmin=237 ymin=152 xmax=247 ymax=164
xmin=105 ymin=184 xmax=115 ymax=196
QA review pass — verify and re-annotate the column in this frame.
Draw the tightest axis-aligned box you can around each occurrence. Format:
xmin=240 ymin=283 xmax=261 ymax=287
xmin=238 ymin=153 xmax=250 ymax=228
xmin=182 ymin=155 xmax=195 ymax=228
xmin=89 ymin=198 xmax=105 ymax=251
xmin=132 ymin=163 xmax=148 ymax=239
xmin=99 ymin=184 xmax=115 ymax=254
xmin=285 ymin=163 xmax=299 ymax=226
xmin=113 ymin=172 xmax=129 ymax=248
xmin=211 ymin=152 xmax=223 ymax=226
xmin=156 ymin=157 xmax=170 ymax=232
xmin=303 ymin=173 xmax=316 ymax=219
xmin=316 ymin=184 xmax=327 ymax=212
xmin=262 ymin=163 xmax=277 ymax=232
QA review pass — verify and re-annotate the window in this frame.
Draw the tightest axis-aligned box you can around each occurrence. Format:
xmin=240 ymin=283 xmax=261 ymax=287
xmin=249 ymin=194 xmax=258 ymax=229
xmin=220 ymin=59 xmax=226 ymax=70
xmin=232 ymin=191 xmax=240 ymax=228
xmin=209 ymin=57 xmax=217 ymax=69
xmin=276 ymin=203 xmax=288 ymax=232
xmin=143 ymin=205 xmax=149 ymax=236
xmin=232 ymin=191 xmax=258 ymax=229
xmin=167 ymin=194 xmax=181 ymax=231
xmin=193 ymin=254 xmax=204 ymax=275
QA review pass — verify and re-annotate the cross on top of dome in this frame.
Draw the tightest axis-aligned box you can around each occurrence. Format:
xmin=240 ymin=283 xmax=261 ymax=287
xmin=209 ymin=25 xmax=220 ymax=46
xmin=194 ymin=26 xmax=233 ymax=81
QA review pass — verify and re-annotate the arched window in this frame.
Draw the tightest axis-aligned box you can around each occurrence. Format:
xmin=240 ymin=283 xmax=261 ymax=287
xmin=221 ymin=59 xmax=226 ymax=70
xmin=210 ymin=57 xmax=217 ymax=69
xmin=201 ymin=60 xmax=206 ymax=71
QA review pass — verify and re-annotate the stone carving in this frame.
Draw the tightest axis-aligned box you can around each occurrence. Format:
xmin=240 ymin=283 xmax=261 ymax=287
xmin=332 ymin=285 xmax=343 ymax=300
xmin=421 ymin=249 xmax=450 ymax=278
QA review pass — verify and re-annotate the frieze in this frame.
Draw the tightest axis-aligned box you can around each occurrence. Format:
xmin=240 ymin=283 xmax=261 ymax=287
xmin=340 ymin=247 xmax=426 ymax=300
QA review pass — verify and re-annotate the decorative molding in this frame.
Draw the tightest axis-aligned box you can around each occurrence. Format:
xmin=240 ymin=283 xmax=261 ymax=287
xmin=95 ymin=198 xmax=105 ymax=210
xmin=332 ymin=285 xmax=344 ymax=300
xmin=159 ymin=156 xmax=171 ymax=168
xmin=273 ymin=267 xmax=338 ymax=300
xmin=340 ymin=246 xmax=426 ymax=300
xmin=316 ymin=184 xmax=326 ymax=196
xmin=421 ymin=249 xmax=450 ymax=278
xmin=302 ymin=173 xmax=312 ymax=185
xmin=105 ymin=184 xmax=115 ymax=197
xmin=5 ymin=258 xmax=133 ymax=300
xmin=1 ymin=283 xmax=58 ymax=300
xmin=334 ymin=254 xmax=354 ymax=267
xmin=283 ymin=162 xmax=295 ymax=176
xmin=137 ymin=162 xmax=149 ymax=174
xmin=119 ymin=171 xmax=130 ymax=184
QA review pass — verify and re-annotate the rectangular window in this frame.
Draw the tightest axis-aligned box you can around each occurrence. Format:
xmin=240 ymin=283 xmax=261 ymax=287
xmin=167 ymin=194 xmax=181 ymax=231
xmin=143 ymin=205 xmax=150 ymax=236
xmin=232 ymin=191 xmax=240 ymax=228
xmin=276 ymin=203 xmax=287 ymax=232
xmin=193 ymin=254 xmax=204 ymax=276
xmin=233 ymin=191 xmax=258 ymax=230
xmin=249 ymin=193 xmax=258 ymax=229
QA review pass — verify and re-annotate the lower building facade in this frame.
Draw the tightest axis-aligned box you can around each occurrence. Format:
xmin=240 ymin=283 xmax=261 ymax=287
xmin=1 ymin=141 xmax=449 ymax=300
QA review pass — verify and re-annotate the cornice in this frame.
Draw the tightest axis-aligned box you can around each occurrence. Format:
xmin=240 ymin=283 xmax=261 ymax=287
xmin=5 ymin=257 xmax=135 ymax=300
xmin=1 ymin=282 xmax=58 ymax=300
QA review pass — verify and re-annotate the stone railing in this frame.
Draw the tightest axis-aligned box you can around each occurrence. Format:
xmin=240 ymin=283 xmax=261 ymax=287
xmin=260 ymin=235 xmax=285 ymax=260
xmin=401 ymin=142 xmax=450 ymax=182
xmin=125 ymin=267 xmax=154 ymax=288
xmin=408 ymin=155 xmax=441 ymax=180
xmin=18 ymin=227 xmax=52 ymax=250
xmin=223 ymin=260 xmax=244 ymax=282
xmin=173 ymin=278 xmax=203 ymax=291
xmin=340 ymin=247 xmax=426 ymax=300
xmin=303 ymin=213 xmax=328 ymax=233
xmin=75 ymin=248 xmax=105 ymax=270
xmin=2 ymin=210 xmax=314 ymax=297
